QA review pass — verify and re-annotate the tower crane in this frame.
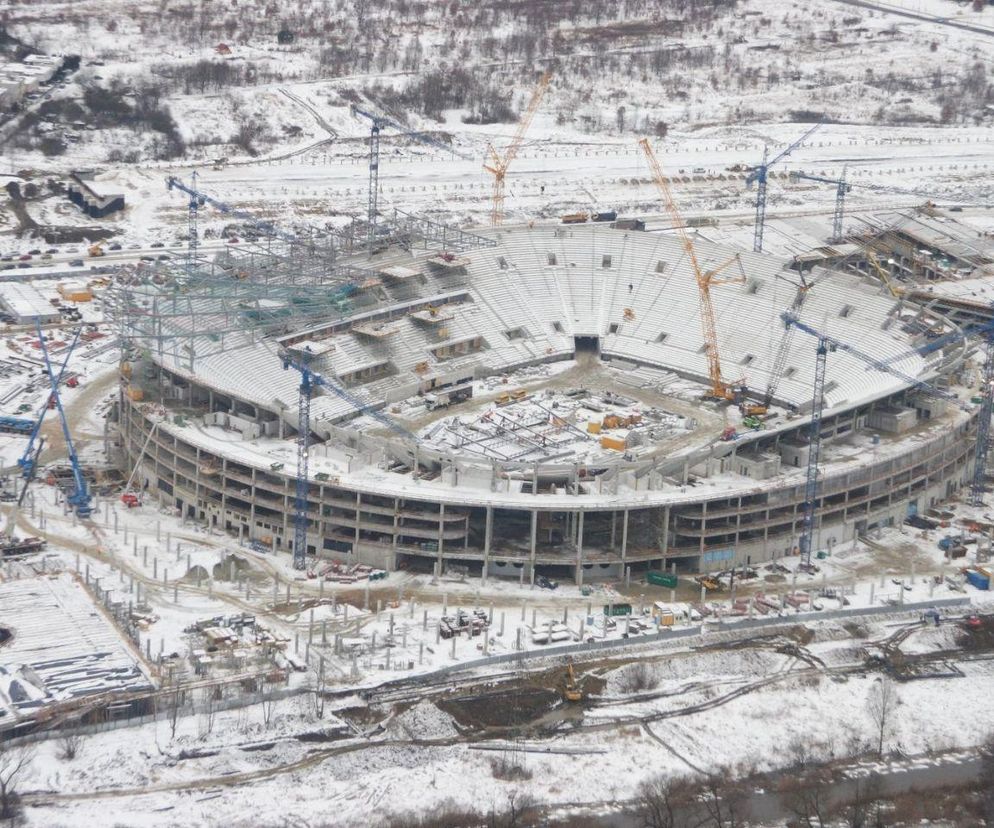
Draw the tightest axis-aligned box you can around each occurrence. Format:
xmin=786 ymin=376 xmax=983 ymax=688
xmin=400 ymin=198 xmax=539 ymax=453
xmin=788 ymin=168 xmax=850 ymax=244
xmin=752 ymin=279 xmax=812 ymax=416
xmin=35 ymin=320 xmax=92 ymax=518
xmin=782 ymin=310 xmax=971 ymax=567
xmin=483 ymin=70 xmax=552 ymax=227
xmin=280 ymin=347 xmax=415 ymax=570
xmin=639 ymin=137 xmax=744 ymax=402
xmin=746 ymin=123 xmax=822 ymax=253
xmin=350 ymin=104 xmax=475 ymax=246
xmin=166 ymin=174 xmax=300 ymax=263
xmin=18 ymin=326 xmax=82 ymax=480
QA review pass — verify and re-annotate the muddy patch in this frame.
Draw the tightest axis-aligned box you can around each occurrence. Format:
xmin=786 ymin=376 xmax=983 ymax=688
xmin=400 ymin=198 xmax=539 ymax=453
xmin=439 ymin=687 xmax=558 ymax=730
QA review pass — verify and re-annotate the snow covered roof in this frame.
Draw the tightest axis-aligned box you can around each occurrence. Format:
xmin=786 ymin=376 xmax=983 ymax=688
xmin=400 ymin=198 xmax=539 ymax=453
xmin=0 ymin=575 xmax=154 ymax=729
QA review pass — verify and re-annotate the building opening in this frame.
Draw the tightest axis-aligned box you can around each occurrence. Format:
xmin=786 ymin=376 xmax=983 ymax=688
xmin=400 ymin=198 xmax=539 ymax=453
xmin=574 ymin=336 xmax=600 ymax=355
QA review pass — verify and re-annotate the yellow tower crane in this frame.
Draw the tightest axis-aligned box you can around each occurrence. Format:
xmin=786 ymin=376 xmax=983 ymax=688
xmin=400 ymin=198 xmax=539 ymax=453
xmin=484 ymin=70 xmax=552 ymax=227
xmin=638 ymin=137 xmax=744 ymax=402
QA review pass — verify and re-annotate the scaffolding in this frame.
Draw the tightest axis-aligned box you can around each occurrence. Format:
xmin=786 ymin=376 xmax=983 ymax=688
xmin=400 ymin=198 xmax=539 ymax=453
xmin=109 ymin=214 xmax=497 ymax=367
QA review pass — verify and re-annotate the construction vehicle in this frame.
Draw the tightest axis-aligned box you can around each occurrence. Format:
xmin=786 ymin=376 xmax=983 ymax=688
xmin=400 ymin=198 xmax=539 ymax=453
xmin=484 ymin=70 xmax=552 ymax=227
xmin=564 ymin=660 xmax=583 ymax=703
xmin=561 ymin=212 xmax=589 ymax=224
xmin=88 ymin=243 xmax=105 ymax=257
xmin=424 ymin=381 xmax=473 ymax=411
xmin=639 ymin=138 xmax=744 ymax=403
xmin=120 ymin=492 xmax=141 ymax=508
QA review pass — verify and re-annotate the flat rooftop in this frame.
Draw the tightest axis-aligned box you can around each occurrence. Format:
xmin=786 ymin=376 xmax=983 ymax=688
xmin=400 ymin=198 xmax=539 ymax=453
xmin=0 ymin=574 xmax=154 ymax=731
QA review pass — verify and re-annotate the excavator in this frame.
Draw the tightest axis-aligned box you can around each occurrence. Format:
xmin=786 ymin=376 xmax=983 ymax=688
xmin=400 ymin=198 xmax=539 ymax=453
xmin=564 ymin=659 xmax=583 ymax=703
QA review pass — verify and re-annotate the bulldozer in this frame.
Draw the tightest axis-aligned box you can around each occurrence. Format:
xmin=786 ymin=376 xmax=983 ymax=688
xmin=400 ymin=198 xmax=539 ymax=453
xmin=563 ymin=660 xmax=582 ymax=703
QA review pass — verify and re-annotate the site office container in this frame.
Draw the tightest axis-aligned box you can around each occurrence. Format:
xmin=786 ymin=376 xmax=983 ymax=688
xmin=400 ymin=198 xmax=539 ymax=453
xmin=646 ymin=570 xmax=678 ymax=588
xmin=603 ymin=603 xmax=633 ymax=616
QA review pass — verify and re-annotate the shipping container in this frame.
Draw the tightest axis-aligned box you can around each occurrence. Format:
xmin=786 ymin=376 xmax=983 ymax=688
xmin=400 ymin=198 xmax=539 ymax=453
xmin=592 ymin=210 xmax=618 ymax=222
xmin=603 ymin=603 xmax=633 ymax=616
xmin=612 ymin=218 xmax=646 ymax=231
xmin=646 ymin=570 xmax=678 ymax=588
xmin=600 ymin=435 xmax=626 ymax=451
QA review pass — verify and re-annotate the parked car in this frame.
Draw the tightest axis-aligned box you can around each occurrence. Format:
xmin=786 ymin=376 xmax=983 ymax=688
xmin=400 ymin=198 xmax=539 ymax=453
xmin=69 ymin=259 xmax=84 ymax=267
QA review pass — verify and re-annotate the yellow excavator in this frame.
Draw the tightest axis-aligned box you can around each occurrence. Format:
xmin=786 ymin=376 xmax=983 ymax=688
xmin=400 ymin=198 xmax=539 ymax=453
xmin=564 ymin=660 xmax=583 ymax=703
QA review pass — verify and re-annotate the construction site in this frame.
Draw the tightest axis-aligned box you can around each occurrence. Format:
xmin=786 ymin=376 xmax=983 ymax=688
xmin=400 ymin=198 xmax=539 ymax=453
xmin=2 ymin=0 xmax=994 ymax=824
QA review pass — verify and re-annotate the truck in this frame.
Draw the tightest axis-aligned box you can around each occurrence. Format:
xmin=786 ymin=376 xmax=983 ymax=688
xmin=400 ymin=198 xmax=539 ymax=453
xmin=424 ymin=381 xmax=473 ymax=411
xmin=646 ymin=570 xmax=678 ymax=588
xmin=561 ymin=212 xmax=589 ymax=224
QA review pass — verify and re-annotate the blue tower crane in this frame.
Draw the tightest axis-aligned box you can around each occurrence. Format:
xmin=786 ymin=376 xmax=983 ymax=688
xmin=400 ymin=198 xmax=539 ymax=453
xmin=18 ymin=325 xmax=82 ymax=480
xmin=35 ymin=320 xmax=92 ymax=518
xmin=166 ymin=174 xmax=300 ymax=265
xmin=350 ymin=104 xmax=474 ymax=247
xmin=746 ymin=123 xmax=822 ymax=253
xmin=783 ymin=311 xmax=971 ymax=568
xmin=281 ymin=347 xmax=415 ymax=569
xmin=789 ymin=168 xmax=851 ymax=244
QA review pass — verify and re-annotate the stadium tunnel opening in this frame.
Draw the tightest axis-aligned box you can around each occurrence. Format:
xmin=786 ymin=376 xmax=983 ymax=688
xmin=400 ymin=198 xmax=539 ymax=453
xmin=573 ymin=335 xmax=600 ymax=355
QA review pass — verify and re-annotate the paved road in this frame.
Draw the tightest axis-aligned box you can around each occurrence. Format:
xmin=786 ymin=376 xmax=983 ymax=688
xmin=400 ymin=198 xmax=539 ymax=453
xmin=831 ymin=0 xmax=994 ymax=37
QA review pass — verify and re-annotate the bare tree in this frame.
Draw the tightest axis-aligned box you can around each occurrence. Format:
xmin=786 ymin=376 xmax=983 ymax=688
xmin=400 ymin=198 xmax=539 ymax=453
xmin=260 ymin=686 xmax=279 ymax=729
xmin=699 ymin=768 xmax=750 ymax=828
xmin=867 ymin=678 xmax=899 ymax=759
xmin=0 ymin=742 xmax=33 ymax=821
xmin=779 ymin=766 xmax=833 ymax=828
xmin=57 ymin=731 xmax=83 ymax=761
xmin=488 ymin=791 xmax=535 ymax=828
xmin=979 ymin=732 xmax=994 ymax=825
xmin=636 ymin=773 xmax=702 ymax=828
xmin=199 ymin=686 xmax=218 ymax=739
xmin=836 ymin=772 xmax=882 ymax=828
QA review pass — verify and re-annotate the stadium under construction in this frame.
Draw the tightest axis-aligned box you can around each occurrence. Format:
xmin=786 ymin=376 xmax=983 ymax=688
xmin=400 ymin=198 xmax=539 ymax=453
xmin=109 ymin=198 xmax=994 ymax=585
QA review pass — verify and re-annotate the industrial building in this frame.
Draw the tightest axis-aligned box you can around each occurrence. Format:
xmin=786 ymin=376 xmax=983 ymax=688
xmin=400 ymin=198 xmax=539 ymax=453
xmin=0 ymin=281 xmax=61 ymax=324
xmin=67 ymin=170 xmax=126 ymax=218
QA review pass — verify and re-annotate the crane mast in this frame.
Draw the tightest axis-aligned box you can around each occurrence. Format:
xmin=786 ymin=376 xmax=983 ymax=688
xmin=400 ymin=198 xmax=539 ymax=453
xmin=484 ymin=70 xmax=552 ymax=227
xmin=639 ymin=137 xmax=741 ymax=401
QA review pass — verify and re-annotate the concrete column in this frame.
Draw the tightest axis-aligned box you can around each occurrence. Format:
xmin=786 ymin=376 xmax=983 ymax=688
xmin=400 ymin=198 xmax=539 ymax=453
xmin=621 ymin=508 xmax=629 ymax=561
xmin=610 ymin=510 xmax=617 ymax=551
xmin=354 ymin=492 xmax=361 ymax=560
xmin=575 ymin=510 xmax=584 ymax=586
xmin=483 ymin=505 xmax=493 ymax=584
xmin=529 ymin=510 xmax=537 ymax=585
xmin=392 ymin=498 xmax=400 ymax=554
xmin=437 ymin=503 xmax=445 ymax=572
